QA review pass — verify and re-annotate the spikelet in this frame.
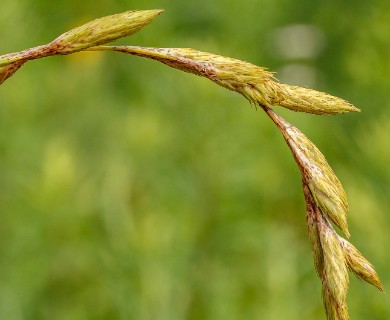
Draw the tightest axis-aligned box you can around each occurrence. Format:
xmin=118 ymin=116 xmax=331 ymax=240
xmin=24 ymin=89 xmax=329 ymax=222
xmin=317 ymin=210 xmax=349 ymax=306
xmin=0 ymin=10 xmax=163 ymax=85
xmin=276 ymin=84 xmax=359 ymax=114
xmin=338 ymin=236 xmax=383 ymax=291
xmin=51 ymin=10 xmax=163 ymax=54
xmin=98 ymin=45 xmax=359 ymax=115
xmin=0 ymin=10 xmax=163 ymax=68
xmin=305 ymin=183 xmax=350 ymax=319
xmin=264 ymin=107 xmax=349 ymax=237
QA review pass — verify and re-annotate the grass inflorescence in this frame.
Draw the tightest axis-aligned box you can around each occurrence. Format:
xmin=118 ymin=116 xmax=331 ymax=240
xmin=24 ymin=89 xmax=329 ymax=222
xmin=0 ymin=9 xmax=382 ymax=320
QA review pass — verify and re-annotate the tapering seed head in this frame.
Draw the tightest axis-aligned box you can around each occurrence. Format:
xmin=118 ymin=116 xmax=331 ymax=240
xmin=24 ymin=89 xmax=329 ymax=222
xmin=266 ymin=108 xmax=349 ymax=237
xmin=339 ymin=237 xmax=383 ymax=291
xmin=51 ymin=10 xmax=163 ymax=54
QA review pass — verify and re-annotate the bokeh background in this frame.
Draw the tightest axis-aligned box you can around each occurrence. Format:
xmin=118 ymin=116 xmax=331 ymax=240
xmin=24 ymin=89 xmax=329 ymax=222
xmin=1 ymin=1 xmax=389 ymax=319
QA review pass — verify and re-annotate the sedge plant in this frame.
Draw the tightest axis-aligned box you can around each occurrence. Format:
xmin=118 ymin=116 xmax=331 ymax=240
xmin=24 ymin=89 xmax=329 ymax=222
xmin=0 ymin=9 xmax=383 ymax=320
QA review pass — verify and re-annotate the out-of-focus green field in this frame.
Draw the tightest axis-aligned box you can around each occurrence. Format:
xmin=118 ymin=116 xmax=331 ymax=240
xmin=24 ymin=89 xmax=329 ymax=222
xmin=1 ymin=1 xmax=389 ymax=319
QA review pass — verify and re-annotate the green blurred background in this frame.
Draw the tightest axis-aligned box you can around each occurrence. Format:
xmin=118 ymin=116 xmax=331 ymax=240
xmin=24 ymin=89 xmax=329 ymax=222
xmin=1 ymin=1 xmax=389 ymax=319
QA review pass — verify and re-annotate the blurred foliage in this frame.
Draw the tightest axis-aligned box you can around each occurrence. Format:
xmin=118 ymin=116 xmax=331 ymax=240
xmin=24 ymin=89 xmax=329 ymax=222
xmin=1 ymin=1 xmax=389 ymax=319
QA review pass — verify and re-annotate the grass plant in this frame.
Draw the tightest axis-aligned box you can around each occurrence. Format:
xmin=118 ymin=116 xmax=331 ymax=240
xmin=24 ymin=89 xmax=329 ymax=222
xmin=0 ymin=9 xmax=382 ymax=320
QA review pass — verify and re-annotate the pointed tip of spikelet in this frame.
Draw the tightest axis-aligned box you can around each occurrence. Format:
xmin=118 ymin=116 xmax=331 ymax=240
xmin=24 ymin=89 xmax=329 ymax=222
xmin=339 ymin=237 xmax=384 ymax=291
xmin=275 ymin=84 xmax=360 ymax=115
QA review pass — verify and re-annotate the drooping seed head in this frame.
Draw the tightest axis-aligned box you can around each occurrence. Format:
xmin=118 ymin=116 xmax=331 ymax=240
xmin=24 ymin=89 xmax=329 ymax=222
xmin=338 ymin=236 xmax=383 ymax=291
xmin=51 ymin=10 xmax=163 ymax=55
xmin=265 ymin=108 xmax=349 ymax=237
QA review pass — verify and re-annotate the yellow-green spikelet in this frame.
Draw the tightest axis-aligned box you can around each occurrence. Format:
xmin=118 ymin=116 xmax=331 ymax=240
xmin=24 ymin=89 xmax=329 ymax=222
xmin=104 ymin=46 xmax=359 ymax=114
xmin=265 ymin=107 xmax=349 ymax=237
